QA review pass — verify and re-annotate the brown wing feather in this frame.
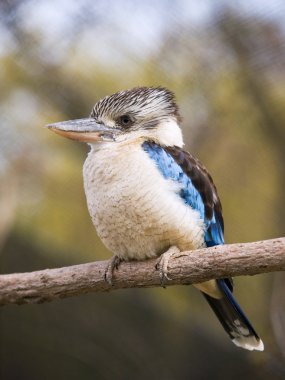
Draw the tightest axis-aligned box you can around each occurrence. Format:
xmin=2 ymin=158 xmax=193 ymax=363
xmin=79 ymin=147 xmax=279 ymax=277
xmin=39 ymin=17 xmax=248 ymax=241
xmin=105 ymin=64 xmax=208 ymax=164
xmin=164 ymin=145 xmax=224 ymax=232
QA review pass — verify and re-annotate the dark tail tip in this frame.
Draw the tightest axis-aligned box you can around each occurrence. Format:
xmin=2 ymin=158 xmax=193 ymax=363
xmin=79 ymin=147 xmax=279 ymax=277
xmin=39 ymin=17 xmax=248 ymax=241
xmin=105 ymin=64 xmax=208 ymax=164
xmin=203 ymin=279 xmax=264 ymax=351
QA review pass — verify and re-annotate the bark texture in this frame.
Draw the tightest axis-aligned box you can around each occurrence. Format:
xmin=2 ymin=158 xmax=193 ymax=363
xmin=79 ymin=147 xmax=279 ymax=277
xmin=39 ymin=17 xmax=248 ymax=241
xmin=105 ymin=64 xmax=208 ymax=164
xmin=0 ymin=237 xmax=284 ymax=306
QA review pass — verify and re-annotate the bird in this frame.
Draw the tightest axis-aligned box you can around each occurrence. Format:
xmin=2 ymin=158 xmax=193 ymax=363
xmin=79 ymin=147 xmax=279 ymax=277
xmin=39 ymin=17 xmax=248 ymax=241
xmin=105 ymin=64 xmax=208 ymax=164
xmin=47 ymin=86 xmax=264 ymax=351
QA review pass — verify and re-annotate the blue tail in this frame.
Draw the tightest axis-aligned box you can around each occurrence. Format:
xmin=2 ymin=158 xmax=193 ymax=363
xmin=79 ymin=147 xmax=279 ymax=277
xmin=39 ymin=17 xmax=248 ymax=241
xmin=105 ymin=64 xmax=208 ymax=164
xmin=203 ymin=279 xmax=264 ymax=351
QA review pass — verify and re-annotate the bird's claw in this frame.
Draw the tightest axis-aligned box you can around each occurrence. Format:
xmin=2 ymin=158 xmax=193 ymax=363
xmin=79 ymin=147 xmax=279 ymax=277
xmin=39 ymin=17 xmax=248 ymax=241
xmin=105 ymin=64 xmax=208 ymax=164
xmin=156 ymin=246 xmax=180 ymax=288
xmin=155 ymin=262 xmax=171 ymax=288
xmin=104 ymin=255 xmax=122 ymax=286
xmin=159 ymin=270 xmax=171 ymax=288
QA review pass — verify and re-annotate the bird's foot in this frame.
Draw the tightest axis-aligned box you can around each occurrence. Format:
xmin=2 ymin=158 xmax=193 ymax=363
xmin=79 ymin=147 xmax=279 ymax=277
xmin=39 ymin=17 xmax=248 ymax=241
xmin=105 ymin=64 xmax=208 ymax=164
xmin=104 ymin=255 xmax=122 ymax=286
xmin=155 ymin=246 xmax=180 ymax=288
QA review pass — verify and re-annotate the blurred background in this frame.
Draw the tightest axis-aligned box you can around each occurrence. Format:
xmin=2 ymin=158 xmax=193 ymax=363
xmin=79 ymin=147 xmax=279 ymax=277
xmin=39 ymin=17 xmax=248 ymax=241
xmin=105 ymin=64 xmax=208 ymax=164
xmin=0 ymin=0 xmax=285 ymax=379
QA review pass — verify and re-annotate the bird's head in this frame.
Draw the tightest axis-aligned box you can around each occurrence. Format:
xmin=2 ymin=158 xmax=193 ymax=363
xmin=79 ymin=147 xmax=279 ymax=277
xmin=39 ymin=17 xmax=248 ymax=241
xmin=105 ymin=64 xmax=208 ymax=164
xmin=47 ymin=87 xmax=184 ymax=147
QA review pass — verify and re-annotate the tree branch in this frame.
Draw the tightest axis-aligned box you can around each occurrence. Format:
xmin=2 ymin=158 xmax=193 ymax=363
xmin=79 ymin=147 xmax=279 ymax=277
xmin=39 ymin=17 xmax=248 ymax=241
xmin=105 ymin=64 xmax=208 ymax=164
xmin=0 ymin=237 xmax=284 ymax=306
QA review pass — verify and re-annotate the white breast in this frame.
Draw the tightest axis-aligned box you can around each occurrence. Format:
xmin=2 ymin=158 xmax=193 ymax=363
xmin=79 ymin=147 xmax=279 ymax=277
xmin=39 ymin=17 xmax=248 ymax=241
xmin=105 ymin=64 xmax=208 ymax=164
xmin=83 ymin=141 xmax=206 ymax=261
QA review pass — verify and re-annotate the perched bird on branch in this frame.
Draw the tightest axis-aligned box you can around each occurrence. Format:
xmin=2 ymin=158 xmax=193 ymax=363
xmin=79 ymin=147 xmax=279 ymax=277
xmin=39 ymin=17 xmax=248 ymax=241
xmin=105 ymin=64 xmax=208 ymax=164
xmin=47 ymin=86 xmax=263 ymax=351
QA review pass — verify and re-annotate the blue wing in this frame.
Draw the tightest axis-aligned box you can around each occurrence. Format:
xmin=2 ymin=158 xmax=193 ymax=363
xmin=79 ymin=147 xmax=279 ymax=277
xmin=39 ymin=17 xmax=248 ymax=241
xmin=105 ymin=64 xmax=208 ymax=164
xmin=142 ymin=141 xmax=224 ymax=246
xmin=143 ymin=142 xmax=264 ymax=350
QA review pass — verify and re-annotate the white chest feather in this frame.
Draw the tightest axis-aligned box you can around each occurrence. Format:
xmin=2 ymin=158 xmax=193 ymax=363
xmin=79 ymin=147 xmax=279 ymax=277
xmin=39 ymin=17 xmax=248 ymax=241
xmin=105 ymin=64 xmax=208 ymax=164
xmin=83 ymin=141 xmax=205 ymax=260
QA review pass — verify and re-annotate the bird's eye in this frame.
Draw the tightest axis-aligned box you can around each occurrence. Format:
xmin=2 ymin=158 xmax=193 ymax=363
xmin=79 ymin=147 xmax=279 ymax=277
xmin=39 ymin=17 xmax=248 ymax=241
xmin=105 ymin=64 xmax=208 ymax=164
xmin=118 ymin=115 xmax=133 ymax=128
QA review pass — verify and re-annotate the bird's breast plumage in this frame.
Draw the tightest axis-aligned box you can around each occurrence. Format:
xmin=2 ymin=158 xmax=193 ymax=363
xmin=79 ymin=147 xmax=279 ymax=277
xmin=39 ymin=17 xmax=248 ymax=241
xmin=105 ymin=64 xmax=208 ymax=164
xmin=83 ymin=141 xmax=206 ymax=260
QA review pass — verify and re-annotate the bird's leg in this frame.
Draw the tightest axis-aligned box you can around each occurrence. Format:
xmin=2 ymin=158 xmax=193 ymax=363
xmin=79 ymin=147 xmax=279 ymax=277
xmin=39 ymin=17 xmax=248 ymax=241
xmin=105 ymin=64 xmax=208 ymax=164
xmin=155 ymin=246 xmax=180 ymax=288
xmin=104 ymin=255 xmax=122 ymax=286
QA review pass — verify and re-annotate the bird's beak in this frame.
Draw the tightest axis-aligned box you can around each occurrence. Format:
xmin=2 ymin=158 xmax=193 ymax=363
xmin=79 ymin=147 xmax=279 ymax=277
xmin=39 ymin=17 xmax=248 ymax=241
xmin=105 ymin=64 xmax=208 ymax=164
xmin=46 ymin=118 xmax=117 ymax=143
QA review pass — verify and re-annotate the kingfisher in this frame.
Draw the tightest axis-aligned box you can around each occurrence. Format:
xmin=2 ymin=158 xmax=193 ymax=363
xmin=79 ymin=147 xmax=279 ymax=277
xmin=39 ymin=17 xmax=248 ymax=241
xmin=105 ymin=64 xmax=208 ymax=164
xmin=47 ymin=86 xmax=264 ymax=351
